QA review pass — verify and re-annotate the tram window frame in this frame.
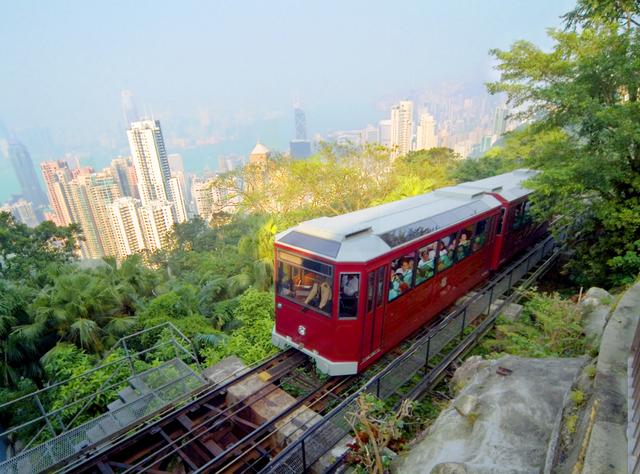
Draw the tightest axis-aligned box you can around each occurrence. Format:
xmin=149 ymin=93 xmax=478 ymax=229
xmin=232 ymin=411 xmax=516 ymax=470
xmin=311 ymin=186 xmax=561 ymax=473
xmin=376 ymin=267 xmax=385 ymax=307
xmin=415 ymin=242 xmax=438 ymax=286
xmin=366 ymin=272 xmax=375 ymax=313
xmin=339 ymin=272 xmax=361 ymax=319
xmin=472 ymin=218 xmax=490 ymax=252
xmin=276 ymin=251 xmax=334 ymax=318
xmin=496 ymin=208 xmax=506 ymax=235
xmin=388 ymin=253 xmax=415 ymax=302
xmin=436 ymin=232 xmax=458 ymax=272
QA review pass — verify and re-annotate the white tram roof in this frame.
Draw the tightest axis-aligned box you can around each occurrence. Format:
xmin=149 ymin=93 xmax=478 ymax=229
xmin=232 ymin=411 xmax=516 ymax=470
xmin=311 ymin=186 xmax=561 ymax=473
xmin=276 ymin=169 xmax=537 ymax=263
xmin=456 ymin=168 xmax=538 ymax=202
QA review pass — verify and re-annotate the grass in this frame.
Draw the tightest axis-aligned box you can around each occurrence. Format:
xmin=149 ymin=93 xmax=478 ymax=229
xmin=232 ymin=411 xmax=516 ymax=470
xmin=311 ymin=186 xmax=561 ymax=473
xmin=473 ymin=291 xmax=587 ymax=359
xmin=570 ymin=389 xmax=585 ymax=406
xmin=566 ymin=414 xmax=578 ymax=434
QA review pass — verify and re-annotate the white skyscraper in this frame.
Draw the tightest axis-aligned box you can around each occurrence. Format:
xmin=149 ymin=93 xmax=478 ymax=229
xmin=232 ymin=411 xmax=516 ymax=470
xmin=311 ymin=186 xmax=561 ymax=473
xmin=415 ymin=112 xmax=437 ymax=151
xmin=138 ymin=200 xmax=175 ymax=252
xmin=361 ymin=124 xmax=379 ymax=144
xmin=493 ymin=105 xmax=508 ymax=136
xmin=378 ymin=120 xmax=392 ymax=147
xmin=168 ymin=176 xmax=188 ymax=223
xmin=110 ymin=197 xmax=146 ymax=257
xmin=127 ymin=119 xmax=187 ymax=223
xmin=121 ymin=90 xmax=139 ymax=128
xmin=390 ymin=101 xmax=414 ymax=157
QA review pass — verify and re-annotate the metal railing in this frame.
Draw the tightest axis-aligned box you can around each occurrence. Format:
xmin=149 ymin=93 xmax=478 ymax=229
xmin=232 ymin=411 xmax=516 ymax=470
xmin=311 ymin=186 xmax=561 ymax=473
xmin=0 ymin=322 xmax=203 ymax=474
xmin=261 ymin=234 xmax=561 ymax=473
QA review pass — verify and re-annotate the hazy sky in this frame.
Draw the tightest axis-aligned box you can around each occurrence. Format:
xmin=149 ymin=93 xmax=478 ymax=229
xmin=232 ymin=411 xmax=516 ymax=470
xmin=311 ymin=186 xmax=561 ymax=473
xmin=1 ymin=0 xmax=575 ymax=137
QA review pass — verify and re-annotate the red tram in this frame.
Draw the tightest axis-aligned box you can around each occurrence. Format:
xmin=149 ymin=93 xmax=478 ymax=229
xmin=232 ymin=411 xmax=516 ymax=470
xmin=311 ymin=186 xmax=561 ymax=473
xmin=272 ymin=170 xmax=546 ymax=375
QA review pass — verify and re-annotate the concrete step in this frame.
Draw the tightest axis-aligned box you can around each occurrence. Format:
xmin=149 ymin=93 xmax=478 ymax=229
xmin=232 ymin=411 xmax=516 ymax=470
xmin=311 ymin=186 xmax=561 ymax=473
xmin=118 ymin=386 xmax=139 ymax=404
xmin=107 ymin=399 xmax=124 ymax=411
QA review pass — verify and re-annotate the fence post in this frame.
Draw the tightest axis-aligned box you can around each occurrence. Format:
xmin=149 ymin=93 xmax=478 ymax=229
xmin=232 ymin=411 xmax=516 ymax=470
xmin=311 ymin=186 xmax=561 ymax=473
xmin=123 ymin=339 xmax=136 ymax=376
xmin=34 ymin=394 xmax=57 ymax=438
xmin=376 ymin=378 xmax=381 ymax=398
xmin=488 ymin=287 xmax=494 ymax=317
xmin=424 ymin=337 xmax=431 ymax=374
xmin=460 ymin=308 xmax=467 ymax=340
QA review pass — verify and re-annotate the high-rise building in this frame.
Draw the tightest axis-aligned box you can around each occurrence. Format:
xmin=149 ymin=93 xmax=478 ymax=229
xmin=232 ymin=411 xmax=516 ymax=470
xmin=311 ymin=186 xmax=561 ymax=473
xmin=110 ymin=197 xmax=146 ymax=257
xmin=7 ymin=140 xmax=48 ymax=207
xmin=493 ymin=105 xmax=508 ymax=136
xmin=168 ymin=153 xmax=190 ymax=215
xmin=415 ymin=112 xmax=437 ymax=151
xmin=121 ymin=90 xmax=139 ymax=128
xmin=83 ymin=170 xmax=122 ymax=257
xmin=362 ymin=124 xmax=379 ymax=144
xmin=1 ymin=199 xmax=40 ymax=228
xmin=290 ymin=104 xmax=312 ymax=159
xmin=138 ymin=200 xmax=175 ymax=252
xmin=168 ymin=176 xmax=188 ymax=223
xmin=290 ymin=140 xmax=312 ymax=159
xmin=390 ymin=101 xmax=414 ymax=157
xmin=127 ymin=119 xmax=186 ymax=223
xmin=192 ymin=177 xmax=232 ymax=221
xmin=249 ymin=142 xmax=270 ymax=165
xmin=378 ymin=119 xmax=392 ymax=147
xmin=64 ymin=168 xmax=103 ymax=259
xmin=41 ymin=160 xmax=74 ymax=226
xmin=110 ymin=157 xmax=138 ymax=198
xmin=294 ymin=104 xmax=307 ymax=140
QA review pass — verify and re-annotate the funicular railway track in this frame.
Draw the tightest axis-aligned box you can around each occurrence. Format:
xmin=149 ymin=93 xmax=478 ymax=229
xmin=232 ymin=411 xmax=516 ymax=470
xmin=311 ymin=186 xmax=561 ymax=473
xmin=64 ymin=233 xmax=564 ymax=474
xmin=62 ymin=349 xmax=356 ymax=474
xmin=59 ymin=227 xmax=555 ymax=473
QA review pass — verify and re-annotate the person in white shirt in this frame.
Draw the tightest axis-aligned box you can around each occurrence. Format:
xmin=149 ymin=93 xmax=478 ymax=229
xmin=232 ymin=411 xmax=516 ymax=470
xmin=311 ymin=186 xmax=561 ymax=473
xmin=342 ymin=274 xmax=359 ymax=296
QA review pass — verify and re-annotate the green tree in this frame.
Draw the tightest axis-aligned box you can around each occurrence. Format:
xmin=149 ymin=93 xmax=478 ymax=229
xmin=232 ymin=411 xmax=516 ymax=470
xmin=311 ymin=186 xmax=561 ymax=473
xmin=487 ymin=1 xmax=640 ymax=285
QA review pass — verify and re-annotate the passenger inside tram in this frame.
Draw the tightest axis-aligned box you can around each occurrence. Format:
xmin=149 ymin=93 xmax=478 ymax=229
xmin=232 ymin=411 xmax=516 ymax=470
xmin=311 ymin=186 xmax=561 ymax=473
xmin=416 ymin=245 xmax=436 ymax=284
xmin=304 ymin=273 xmax=333 ymax=312
xmin=437 ymin=240 xmax=453 ymax=271
xmin=401 ymin=258 xmax=414 ymax=285
xmin=457 ymin=231 xmax=471 ymax=260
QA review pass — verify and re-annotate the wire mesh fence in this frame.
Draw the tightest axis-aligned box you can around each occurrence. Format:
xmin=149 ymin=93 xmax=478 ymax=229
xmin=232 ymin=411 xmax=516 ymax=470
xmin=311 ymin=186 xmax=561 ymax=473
xmin=0 ymin=323 xmax=204 ymax=474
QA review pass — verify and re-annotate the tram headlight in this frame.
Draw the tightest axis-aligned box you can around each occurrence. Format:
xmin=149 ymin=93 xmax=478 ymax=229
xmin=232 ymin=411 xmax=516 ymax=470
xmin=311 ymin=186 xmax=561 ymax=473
xmin=297 ymin=325 xmax=306 ymax=336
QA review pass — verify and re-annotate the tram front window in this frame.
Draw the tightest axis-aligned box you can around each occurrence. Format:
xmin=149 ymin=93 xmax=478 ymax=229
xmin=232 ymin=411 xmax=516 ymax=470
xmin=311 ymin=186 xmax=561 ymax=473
xmin=277 ymin=251 xmax=334 ymax=316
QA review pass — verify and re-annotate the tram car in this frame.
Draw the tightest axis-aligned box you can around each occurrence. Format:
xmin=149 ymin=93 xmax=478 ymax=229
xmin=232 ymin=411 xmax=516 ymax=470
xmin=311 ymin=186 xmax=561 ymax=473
xmin=272 ymin=169 xmax=546 ymax=375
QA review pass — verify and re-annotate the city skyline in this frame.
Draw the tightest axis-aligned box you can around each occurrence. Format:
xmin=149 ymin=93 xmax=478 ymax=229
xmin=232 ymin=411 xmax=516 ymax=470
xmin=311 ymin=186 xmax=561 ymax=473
xmin=0 ymin=1 xmax=574 ymax=192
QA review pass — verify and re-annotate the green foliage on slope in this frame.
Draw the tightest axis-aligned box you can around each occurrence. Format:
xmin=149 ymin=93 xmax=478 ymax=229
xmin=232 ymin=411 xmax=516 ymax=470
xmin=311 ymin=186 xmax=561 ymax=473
xmin=482 ymin=0 xmax=640 ymax=286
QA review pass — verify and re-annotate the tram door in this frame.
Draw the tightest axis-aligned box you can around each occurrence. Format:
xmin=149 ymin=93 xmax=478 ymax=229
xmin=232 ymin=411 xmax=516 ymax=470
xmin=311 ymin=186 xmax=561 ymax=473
xmin=362 ymin=266 xmax=386 ymax=359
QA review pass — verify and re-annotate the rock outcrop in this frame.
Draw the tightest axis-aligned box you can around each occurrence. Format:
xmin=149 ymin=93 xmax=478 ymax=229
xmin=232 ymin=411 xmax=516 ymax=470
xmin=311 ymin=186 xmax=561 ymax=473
xmin=396 ymin=355 xmax=585 ymax=473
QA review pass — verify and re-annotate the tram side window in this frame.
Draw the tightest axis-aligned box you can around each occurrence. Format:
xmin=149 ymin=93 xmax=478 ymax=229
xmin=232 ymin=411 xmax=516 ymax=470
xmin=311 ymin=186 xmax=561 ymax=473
xmin=472 ymin=219 xmax=489 ymax=252
xmin=277 ymin=253 xmax=333 ymax=316
xmin=339 ymin=273 xmax=360 ymax=318
xmin=456 ymin=225 xmax=474 ymax=262
xmin=512 ymin=202 xmax=527 ymax=230
xmin=388 ymin=253 xmax=415 ymax=302
xmin=437 ymin=233 xmax=457 ymax=271
xmin=416 ymin=242 xmax=437 ymax=285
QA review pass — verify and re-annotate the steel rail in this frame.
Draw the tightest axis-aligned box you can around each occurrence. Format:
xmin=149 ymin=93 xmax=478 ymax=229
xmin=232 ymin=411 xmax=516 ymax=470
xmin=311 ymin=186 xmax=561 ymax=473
xmin=216 ymin=375 xmax=357 ymax=472
xmin=111 ymin=354 xmax=310 ymax=474
xmin=61 ymin=349 xmax=299 ymax=473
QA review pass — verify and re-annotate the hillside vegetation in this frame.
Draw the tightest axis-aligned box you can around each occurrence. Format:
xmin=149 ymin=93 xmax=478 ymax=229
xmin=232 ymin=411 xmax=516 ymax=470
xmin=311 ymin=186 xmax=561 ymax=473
xmin=2 ymin=0 xmax=640 ymax=444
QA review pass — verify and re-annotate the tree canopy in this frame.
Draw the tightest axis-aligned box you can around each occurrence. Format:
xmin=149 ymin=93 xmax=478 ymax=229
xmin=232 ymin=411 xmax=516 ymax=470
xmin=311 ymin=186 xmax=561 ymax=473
xmin=483 ymin=0 xmax=640 ymax=286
